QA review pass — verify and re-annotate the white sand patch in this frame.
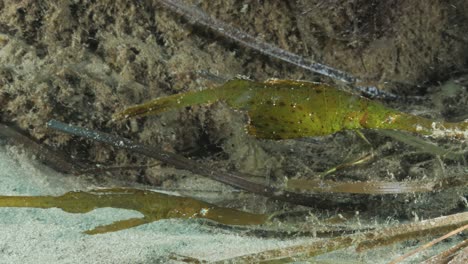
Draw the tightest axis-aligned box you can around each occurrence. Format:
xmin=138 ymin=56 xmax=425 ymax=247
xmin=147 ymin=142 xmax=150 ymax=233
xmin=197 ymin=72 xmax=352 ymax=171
xmin=0 ymin=145 xmax=309 ymax=263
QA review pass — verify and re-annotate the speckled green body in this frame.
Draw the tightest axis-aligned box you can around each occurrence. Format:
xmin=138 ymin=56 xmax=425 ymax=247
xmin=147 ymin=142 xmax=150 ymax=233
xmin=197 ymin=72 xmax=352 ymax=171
xmin=115 ymin=79 xmax=468 ymax=140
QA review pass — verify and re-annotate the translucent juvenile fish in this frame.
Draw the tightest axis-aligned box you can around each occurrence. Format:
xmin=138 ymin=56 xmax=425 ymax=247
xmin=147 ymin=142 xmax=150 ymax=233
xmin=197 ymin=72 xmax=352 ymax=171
xmin=114 ymin=79 xmax=468 ymax=140
xmin=0 ymin=188 xmax=267 ymax=234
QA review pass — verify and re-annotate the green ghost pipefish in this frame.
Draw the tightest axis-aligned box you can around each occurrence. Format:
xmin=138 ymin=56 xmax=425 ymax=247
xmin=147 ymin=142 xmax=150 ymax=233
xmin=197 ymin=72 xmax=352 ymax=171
xmin=114 ymin=79 xmax=468 ymax=140
xmin=0 ymin=188 xmax=267 ymax=234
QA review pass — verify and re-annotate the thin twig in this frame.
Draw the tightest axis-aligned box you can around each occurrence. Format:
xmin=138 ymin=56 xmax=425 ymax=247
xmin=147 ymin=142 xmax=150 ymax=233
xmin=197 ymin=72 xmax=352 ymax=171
xmin=157 ymin=0 xmax=355 ymax=83
xmin=46 ymin=119 xmax=364 ymax=210
xmin=0 ymin=122 xmax=83 ymax=173
xmin=156 ymin=0 xmax=401 ymax=100
xmin=421 ymin=239 xmax=468 ymax=264
xmin=79 ymin=163 xmax=159 ymax=174
xmin=389 ymin=223 xmax=468 ymax=264
xmin=215 ymin=212 xmax=468 ymax=263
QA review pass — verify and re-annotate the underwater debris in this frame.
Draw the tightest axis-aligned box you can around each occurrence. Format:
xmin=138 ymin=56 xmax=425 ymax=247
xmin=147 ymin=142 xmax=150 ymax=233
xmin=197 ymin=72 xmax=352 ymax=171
xmin=114 ymin=79 xmax=468 ymax=140
xmin=215 ymin=212 xmax=468 ymax=263
xmin=0 ymin=122 xmax=81 ymax=173
xmin=286 ymin=176 xmax=467 ymax=194
xmin=378 ymin=130 xmax=466 ymax=161
xmin=421 ymin=238 xmax=468 ymax=263
xmin=47 ymin=120 xmax=363 ymax=210
xmin=156 ymin=0 xmax=403 ymax=100
xmin=389 ymin=223 xmax=468 ymax=264
xmin=0 ymin=188 xmax=268 ymax=235
xmin=156 ymin=0 xmax=355 ymax=83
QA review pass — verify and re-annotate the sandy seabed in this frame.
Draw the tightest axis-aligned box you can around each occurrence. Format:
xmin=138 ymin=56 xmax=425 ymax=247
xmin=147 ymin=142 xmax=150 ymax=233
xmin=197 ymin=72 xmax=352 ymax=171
xmin=0 ymin=145 xmax=315 ymax=263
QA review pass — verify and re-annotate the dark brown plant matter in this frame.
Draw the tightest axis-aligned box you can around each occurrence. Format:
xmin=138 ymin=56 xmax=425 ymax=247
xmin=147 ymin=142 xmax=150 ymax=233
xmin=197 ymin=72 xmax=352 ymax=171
xmin=0 ymin=0 xmax=467 ymax=260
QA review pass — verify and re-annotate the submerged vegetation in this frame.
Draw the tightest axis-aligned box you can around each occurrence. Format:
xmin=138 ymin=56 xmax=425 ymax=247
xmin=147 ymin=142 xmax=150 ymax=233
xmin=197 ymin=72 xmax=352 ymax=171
xmin=0 ymin=0 xmax=467 ymax=262
xmin=43 ymin=120 xmax=468 ymax=262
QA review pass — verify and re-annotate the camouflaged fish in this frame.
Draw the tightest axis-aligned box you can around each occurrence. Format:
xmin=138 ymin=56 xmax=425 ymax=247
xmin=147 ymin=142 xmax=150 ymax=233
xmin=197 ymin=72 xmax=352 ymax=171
xmin=114 ymin=79 xmax=468 ymax=140
xmin=0 ymin=188 xmax=267 ymax=234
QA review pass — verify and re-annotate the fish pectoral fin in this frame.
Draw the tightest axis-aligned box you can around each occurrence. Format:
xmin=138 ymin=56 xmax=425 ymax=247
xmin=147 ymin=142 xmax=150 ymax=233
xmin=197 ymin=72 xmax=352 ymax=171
xmin=84 ymin=217 xmax=150 ymax=235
